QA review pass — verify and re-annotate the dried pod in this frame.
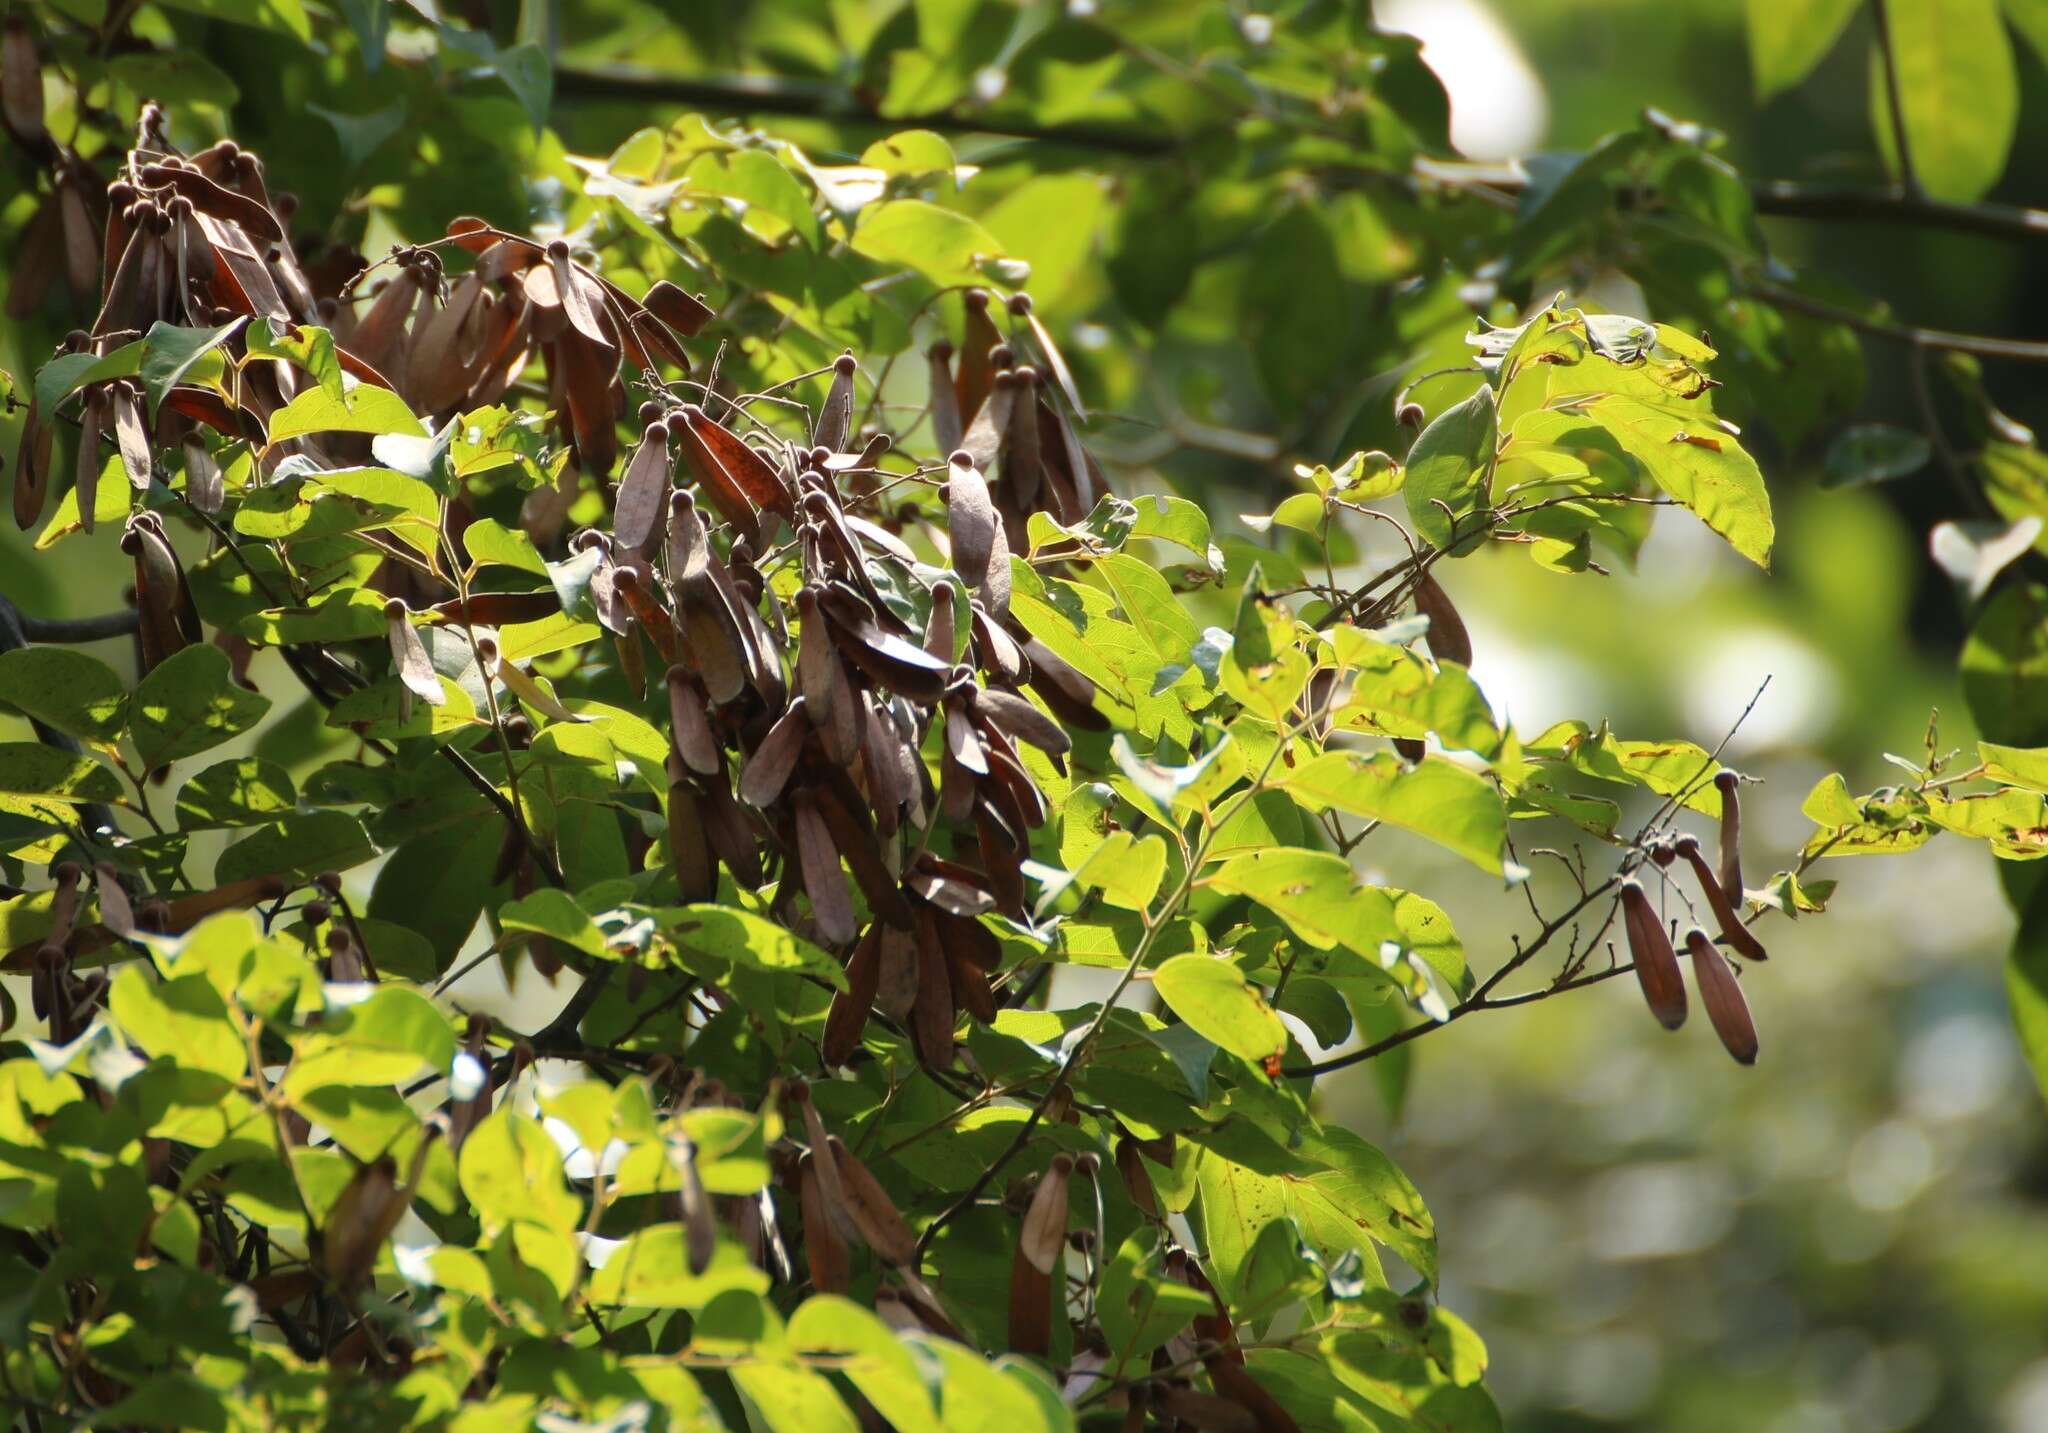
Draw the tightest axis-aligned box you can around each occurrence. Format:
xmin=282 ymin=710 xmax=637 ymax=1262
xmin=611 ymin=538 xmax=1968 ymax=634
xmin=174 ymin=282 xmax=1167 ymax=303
xmin=384 ymin=599 xmax=445 ymax=716
xmin=1673 ymin=835 xmax=1766 ymax=961
xmin=1007 ymin=1154 xmax=1073 ymax=1356
xmin=957 ymin=369 xmax=1017 ymax=472
xmin=828 ymin=1135 xmax=917 ymax=1265
xmin=12 ymin=396 xmax=53 ymax=530
xmin=1714 ymin=770 xmax=1744 ymax=902
xmin=1685 ymin=927 xmax=1758 ymax=1065
xmin=321 ymin=1131 xmax=434 ymax=1291
xmin=93 ymin=863 xmax=135 ymax=940
xmin=675 ymin=1136 xmax=718 ymax=1276
xmin=123 ymin=513 xmax=199 ymax=676
xmin=955 ymin=289 xmax=1000 ymax=420
xmin=74 ymin=388 xmax=107 ymax=534
xmin=111 ymin=382 xmax=152 ymax=492
xmin=925 ymin=340 xmax=964 ymax=457
xmin=1619 ymin=878 xmax=1685 ymax=1030
xmin=182 ymin=435 xmax=223 ymax=515
xmin=614 ymin=421 xmax=672 ymax=552
xmin=1412 ymin=569 xmax=1472 ymax=668
xmin=817 ymin=351 xmax=857 ymax=453
xmin=822 ymin=921 xmax=884 ymax=1067
xmin=665 ymin=666 xmax=723 ymax=777
xmin=972 ymin=688 xmax=1070 ymax=757
xmin=1002 ymin=365 xmax=1045 ymax=514
xmin=1114 ymin=1138 xmax=1160 ymax=1221
xmin=546 ymin=239 xmax=612 ymax=349
xmin=945 ymin=452 xmax=997 ymax=588
xmin=670 ymin=404 xmax=793 ymax=541
xmin=666 ymin=767 xmax=717 ymax=902
xmin=2 ymin=18 xmax=44 ymax=143
xmin=739 ymin=697 xmax=810 ymax=808
xmin=798 ymin=1151 xmax=850 ymax=1295
xmin=793 ymin=792 xmax=856 ymax=946
xmin=1019 ymin=635 xmax=1108 ymax=731
xmin=911 ymin=907 xmax=956 ymax=1070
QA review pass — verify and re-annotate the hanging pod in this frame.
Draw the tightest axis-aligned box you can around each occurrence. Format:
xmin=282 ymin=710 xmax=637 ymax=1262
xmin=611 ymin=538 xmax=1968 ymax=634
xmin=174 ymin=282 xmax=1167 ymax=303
xmin=1619 ymin=878 xmax=1686 ymax=1030
xmin=1685 ymin=927 xmax=1759 ymax=1065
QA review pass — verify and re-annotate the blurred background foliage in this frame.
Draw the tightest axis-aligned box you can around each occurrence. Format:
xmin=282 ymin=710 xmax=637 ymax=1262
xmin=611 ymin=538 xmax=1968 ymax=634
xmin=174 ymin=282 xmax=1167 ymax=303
xmin=3 ymin=0 xmax=2046 ymax=1427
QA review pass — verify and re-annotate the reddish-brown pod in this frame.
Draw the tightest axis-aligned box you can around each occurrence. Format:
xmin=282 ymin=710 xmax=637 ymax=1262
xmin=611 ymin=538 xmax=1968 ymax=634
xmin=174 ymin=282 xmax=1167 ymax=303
xmin=1685 ymin=927 xmax=1758 ymax=1065
xmin=1007 ymin=1154 xmax=1072 ymax=1357
xmin=1714 ymin=770 xmax=1744 ymax=903
xmin=1674 ymin=835 xmax=1766 ymax=962
xmin=1620 ymin=878 xmax=1686 ymax=1030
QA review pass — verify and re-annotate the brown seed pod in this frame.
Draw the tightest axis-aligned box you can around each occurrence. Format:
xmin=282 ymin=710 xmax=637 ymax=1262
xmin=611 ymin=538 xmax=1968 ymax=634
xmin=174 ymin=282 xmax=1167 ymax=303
xmin=816 ymin=350 xmax=857 ymax=453
xmin=1714 ymin=770 xmax=1744 ymax=902
xmin=14 ymin=396 xmax=54 ymax=530
xmin=1002 ymin=365 xmax=1045 ymax=515
xmin=911 ymin=907 xmax=956 ymax=1070
xmin=321 ymin=1132 xmax=436 ymax=1291
xmin=1009 ymin=292 xmax=1086 ymax=419
xmin=665 ymin=666 xmax=723 ymax=777
xmin=111 ymin=382 xmax=151 ymax=492
xmin=792 ymin=791 xmax=856 ymax=946
xmin=827 ymin=1135 xmax=917 ymax=1265
xmin=1018 ymin=635 xmax=1108 ymax=730
xmin=546 ymin=239 xmax=612 ymax=350
xmin=1007 ymin=1153 xmax=1073 ymax=1356
xmin=926 ymin=340 xmax=964 ymax=456
xmin=675 ymin=1135 xmax=718 ymax=1276
xmin=670 ymin=403 xmax=793 ymax=537
xmin=74 ymin=388 xmax=107 ymax=534
xmin=1673 ymin=835 xmax=1766 ymax=961
xmin=1411 ymin=569 xmax=1472 ymax=668
xmin=667 ymin=770 xmax=717 ymax=902
xmin=123 ymin=513 xmax=198 ymax=675
xmin=384 ymin=599 xmax=445 ymax=715
xmin=181 ymin=435 xmax=223 ymax=515
xmin=972 ymin=687 xmax=1070 ymax=757
xmin=739 ymin=697 xmax=810 ymax=809
xmin=1685 ymin=927 xmax=1758 ymax=1065
xmin=613 ymin=421 xmax=672 ymax=553
xmin=1619 ymin=878 xmax=1685 ymax=1030
xmin=957 ymin=369 xmax=1018 ymax=472
xmin=2 ymin=18 xmax=44 ymax=143
xmin=93 ymin=863 xmax=135 ymax=940
xmin=798 ymin=1150 xmax=850 ymax=1294
xmin=944 ymin=452 xmax=997 ymax=588
xmin=1114 ymin=1138 xmax=1160 ymax=1221
xmin=822 ymin=921 xmax=884 ymax=1068
xmin=955 ymin=289 xmax=1001 ymax=420
xmin=138 ymin=163 xmax=285 ymax=246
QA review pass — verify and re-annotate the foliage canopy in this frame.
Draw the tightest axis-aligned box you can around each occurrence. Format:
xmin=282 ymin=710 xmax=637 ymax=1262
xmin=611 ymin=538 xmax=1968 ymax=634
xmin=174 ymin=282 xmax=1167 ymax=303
xmin=1 ymin=1 xmax=2047 ymax=1428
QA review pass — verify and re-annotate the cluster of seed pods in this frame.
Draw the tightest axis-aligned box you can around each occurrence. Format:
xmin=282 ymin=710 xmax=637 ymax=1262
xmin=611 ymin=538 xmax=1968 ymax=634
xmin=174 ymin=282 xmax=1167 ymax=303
xmin=1620 ymin=770 xmax=1764 ymax=1063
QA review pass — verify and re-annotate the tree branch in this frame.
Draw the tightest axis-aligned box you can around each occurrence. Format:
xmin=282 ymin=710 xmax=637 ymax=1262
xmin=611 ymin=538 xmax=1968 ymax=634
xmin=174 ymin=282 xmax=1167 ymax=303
xmin=551 ymin=66 xmax=1178 ymax=156
xmin=1747 ymin=281 xmax=2048 ymax=364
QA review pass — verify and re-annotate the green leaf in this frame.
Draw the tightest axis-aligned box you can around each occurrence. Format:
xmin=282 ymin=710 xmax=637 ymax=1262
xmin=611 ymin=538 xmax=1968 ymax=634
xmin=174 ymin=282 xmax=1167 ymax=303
xmin=215 ymin=811 xmax=375 ymax=884
xmin=787 ymin=1296 xmax=946 ymax=1433
xmin=1873 ymin=0 xmax=2018 ymax=203
xmin=0 ymin=744 xmax=121 ymax=803
xmin=0 ymin=648 xmax=129 ymax=742
xmin=267 ymin=381 xmax=426 ymax=443
xmin=851 ymin=200 xmax=1004 ymax=286
xmin=174 ymin=758 xmax=298 ymax=829
xmin=1403 ymin=383 xmax=1496 ymax=551
xmin=109 ymin=967 xmax=245 ymax=1080
xmin=1962 ymin=583 xmax=2048 ymax=747
xmin=499 ymin=889 xmax=607 ymax=958
xmin=139 ymin=319 xmax=243 ymax=416
xmin=1207 ymin=847 xmax=1467 ymax=994
xmin=1981 ymin=741 xmax=2048 ymax=792
xmin=1153 ymin=955 xmax=1286 ymax=1064
xmin=1745 ymin=0 xmax=1862 ymax=99
xmin=464 ymin=518 xmax=548 ymax=575
xmin=1096 ymin=1230 xmax=1210 ymax=1368
xmin=1275 ymin=752 xmax=1508 ymax=875
xmin=2010 ymin=881 xmax=2048 ymax=1111
xmin=1128 ymin=495 xmax=1225 ymax=575
xmin=664 ymin=905 xmax=847 ymax=989
xmin=584 ymin=1229 xmax=772 ymax=1308
xmin=132 ymin=646 xmax=272 ymax=769
xmin=246 ymin=320 xmax=345 ymax=399
xmin=1570 ymin=392 xmax=1773 ymax=567
xmin=457 ymin=1109 xmax=582 ymax=1234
